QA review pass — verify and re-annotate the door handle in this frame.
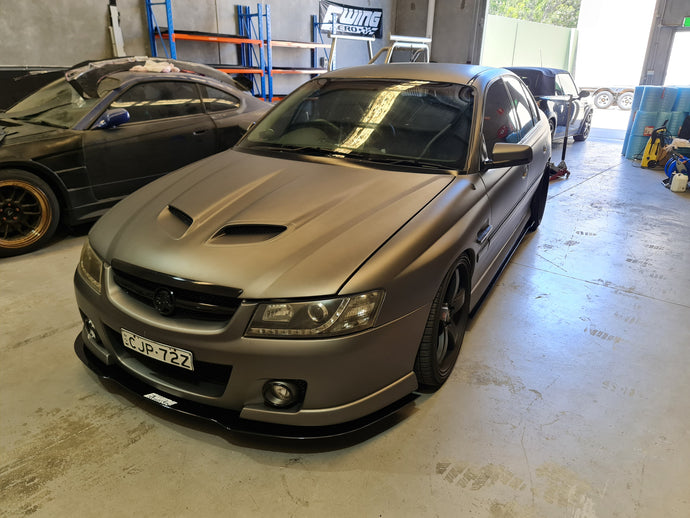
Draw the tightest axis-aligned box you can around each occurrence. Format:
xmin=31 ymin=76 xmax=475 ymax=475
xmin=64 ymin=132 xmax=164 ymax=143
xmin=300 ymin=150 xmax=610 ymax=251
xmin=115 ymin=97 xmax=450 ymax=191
xmin=193 ymin=129 xmax=207 ymax=135
xmin=477 ymin=224 xmax=492 ymax=245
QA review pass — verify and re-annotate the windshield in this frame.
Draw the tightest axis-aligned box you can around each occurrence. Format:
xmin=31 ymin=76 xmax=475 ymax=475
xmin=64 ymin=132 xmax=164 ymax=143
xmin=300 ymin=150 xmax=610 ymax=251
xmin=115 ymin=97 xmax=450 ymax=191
xmin=5 ymin=77 xmax=100 ymax=128
xmin=238 ymin=78 xmax=475 ymax=171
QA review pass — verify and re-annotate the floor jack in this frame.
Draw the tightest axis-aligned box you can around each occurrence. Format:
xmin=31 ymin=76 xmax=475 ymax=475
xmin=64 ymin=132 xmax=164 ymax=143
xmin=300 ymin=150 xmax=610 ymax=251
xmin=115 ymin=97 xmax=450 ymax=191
xmin=547 ymin=96 xmax=572 ymax=180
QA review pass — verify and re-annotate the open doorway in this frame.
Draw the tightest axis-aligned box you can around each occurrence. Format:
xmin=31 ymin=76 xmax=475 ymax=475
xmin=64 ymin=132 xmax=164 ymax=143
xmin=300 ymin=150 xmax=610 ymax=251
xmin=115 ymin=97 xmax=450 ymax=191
xmin=665 ymin=31 xmax=690 ymax=86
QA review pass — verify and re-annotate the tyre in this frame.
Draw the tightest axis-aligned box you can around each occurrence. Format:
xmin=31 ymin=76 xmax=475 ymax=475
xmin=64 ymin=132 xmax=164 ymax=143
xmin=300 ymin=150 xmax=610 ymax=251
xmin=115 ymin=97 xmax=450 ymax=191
xmin=617 ymin=92 xmax=634 ymax=111
xmin=549 ymin=118 xmax=556 ymax=139
xmin=0 ymin=169 xmax=60 ymax=257
xmin=593 ymin=90 xmax=614 ymax=109
xmin=528 ymin=167 xmax=550 ymax=231
xmin=414 ymin=255 xmax=471 ymax=389
xmin=573 ymin=111 xmax=592 ymax=141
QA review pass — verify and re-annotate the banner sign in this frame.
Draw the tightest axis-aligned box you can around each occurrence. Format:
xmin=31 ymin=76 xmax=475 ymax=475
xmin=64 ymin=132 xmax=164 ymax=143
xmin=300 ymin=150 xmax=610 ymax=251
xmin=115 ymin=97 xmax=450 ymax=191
xmin=319 ymin=1 xmax=383 ymax=39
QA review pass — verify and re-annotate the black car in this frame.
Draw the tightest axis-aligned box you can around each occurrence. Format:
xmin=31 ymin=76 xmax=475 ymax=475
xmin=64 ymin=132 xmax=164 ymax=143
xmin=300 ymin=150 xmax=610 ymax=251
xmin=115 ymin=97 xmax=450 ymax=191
xmin=506 ymin=67 xmax=593 ymax=142
xmin=0 ymin=57 xmax=269 ymax=257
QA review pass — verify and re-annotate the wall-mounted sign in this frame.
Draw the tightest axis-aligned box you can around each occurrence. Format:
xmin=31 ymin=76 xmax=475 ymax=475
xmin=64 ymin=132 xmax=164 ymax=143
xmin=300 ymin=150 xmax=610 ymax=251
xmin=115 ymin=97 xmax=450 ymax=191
xmin=319 ymin=1 xmax=384 ymax=39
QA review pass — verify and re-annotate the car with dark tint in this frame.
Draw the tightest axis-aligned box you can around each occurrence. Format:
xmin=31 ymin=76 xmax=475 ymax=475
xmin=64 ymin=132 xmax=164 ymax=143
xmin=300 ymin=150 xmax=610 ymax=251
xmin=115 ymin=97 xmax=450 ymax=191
xmin=74 ymin=63 xmax=551 ymax=438
xmin=0 ymin=57 xmax=269 ymax=257
xmin=506 ymin=66 xmax=593 ymax=142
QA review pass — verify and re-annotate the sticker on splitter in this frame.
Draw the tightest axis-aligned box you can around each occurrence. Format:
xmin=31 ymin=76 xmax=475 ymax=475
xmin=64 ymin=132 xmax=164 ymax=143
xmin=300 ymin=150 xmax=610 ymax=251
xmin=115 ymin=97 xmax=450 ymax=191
xmin=144 ymin=393 xmax=178 ymax=407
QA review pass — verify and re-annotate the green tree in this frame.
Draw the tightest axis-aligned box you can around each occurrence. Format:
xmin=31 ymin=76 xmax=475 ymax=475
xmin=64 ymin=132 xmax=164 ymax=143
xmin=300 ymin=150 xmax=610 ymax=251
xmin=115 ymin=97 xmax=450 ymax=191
xmin=489 ymin=0 xmax=581 ymax=28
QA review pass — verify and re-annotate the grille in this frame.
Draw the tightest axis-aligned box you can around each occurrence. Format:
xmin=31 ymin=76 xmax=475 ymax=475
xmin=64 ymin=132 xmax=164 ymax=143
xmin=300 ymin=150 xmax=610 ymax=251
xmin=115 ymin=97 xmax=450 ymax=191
xmin=106 ymin=326 xmax=231 ymax=397
xmin=111 ymin=259 xmax=242 ymax=321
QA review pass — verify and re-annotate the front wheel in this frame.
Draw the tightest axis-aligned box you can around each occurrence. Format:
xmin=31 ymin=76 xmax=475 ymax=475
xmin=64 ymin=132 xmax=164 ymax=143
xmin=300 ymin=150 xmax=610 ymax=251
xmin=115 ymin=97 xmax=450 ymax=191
xmin=0 ymin=169 xmax=60 ymax=257
xmin=414 ymin=256 xmax=471 ymax=389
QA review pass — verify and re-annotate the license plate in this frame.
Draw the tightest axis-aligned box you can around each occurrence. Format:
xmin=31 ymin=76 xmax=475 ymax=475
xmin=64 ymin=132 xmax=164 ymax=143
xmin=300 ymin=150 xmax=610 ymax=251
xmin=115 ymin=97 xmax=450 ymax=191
xmin=121 ymin=329 xmax=194 ymax=371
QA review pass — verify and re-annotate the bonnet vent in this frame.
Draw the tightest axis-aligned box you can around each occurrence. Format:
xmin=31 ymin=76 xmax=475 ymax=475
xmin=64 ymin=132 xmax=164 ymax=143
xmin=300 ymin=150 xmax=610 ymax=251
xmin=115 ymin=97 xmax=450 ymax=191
xmin=168 ymin=205 xmax=193 ymax=226
xmin=156 ymin=205 xmax=193 ymax=239
xmin=210 ymin=224 xmax=287 ymax=245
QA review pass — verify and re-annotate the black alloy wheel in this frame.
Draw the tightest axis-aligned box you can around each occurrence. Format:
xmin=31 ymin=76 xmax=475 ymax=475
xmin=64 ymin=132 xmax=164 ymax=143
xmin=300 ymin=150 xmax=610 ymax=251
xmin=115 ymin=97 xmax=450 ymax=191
xmin=415 ymin=255 xmax=471 ymax=388
xmin=573 ymin=112 xmax=592 ymax=141
xmin=0 ymin=170 xmax=60 ymax=257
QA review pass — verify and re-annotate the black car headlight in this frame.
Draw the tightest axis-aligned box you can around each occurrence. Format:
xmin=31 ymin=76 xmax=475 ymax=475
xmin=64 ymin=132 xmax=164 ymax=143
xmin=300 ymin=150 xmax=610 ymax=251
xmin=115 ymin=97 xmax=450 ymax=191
xmin=78 ymin=239 xmax=103 ymax=294
xmin=246 ymin=290 xmax=384 ymax=338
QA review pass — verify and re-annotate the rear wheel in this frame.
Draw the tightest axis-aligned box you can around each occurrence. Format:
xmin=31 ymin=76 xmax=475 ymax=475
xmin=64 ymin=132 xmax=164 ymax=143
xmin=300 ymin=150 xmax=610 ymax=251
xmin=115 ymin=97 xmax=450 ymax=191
xmin=414 ymin=256 xmax=471 ymax=388
xmin=0 ymin=169 xmax=60 ymax=257
xmin=573 ymin=111 xmax=592 ymax=141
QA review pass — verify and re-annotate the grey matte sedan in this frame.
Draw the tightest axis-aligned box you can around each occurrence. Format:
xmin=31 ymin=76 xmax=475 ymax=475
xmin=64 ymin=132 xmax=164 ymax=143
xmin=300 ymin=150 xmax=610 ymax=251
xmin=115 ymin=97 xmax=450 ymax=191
xmin=74 ymin=63 xmax=551 ymax=438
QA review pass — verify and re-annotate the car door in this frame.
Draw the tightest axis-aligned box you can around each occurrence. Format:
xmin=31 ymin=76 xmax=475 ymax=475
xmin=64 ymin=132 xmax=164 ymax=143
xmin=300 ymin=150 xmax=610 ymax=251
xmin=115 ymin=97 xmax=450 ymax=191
xmin=197 ymin=84 xmax=249 ymax=150
xmin=478 ymin=78 xmax=533 ymax=267
xmin=82 ymin=80 xmax=216 ymax=200
xmin=504 ymin=76 xmax=549 ymax=189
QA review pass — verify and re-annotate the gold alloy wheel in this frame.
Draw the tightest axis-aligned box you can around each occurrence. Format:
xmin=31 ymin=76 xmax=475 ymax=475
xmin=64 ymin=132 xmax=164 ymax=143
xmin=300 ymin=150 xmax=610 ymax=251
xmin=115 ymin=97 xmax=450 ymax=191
xmin=0 ymin=178 xmax=53 ymax=250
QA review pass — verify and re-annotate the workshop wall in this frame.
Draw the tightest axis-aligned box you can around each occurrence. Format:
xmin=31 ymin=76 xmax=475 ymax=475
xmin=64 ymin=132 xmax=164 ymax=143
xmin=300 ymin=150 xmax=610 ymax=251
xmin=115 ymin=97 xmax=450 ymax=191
xmin=0 ymin=0 xmax=393 ymax=68
xmin=395 ymin=0 xmax=487 ymax=64
xmin=0 ymin=0 xmax=149 ymax=67
xmin=0 ymin=0 xmax=395 ymax=96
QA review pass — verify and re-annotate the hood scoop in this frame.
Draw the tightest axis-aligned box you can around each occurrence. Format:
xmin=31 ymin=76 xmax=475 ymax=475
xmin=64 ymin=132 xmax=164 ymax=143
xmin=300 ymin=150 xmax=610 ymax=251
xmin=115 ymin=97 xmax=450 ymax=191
xmin=210 ymin=224 xmax=287 ymax=245
xmin=156 ymin=205 xmax=194 ymax=239
xmin=168 ymin=205 xmax=193 ymax=226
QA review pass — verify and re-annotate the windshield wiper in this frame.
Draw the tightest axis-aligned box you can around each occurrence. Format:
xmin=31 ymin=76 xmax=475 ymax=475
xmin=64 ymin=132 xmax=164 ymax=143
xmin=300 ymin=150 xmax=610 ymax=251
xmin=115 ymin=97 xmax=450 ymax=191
xmin=344 ymin=152 xmax=454 ymax=171
xmin=246 ymin=142 xmax=338 ymax=157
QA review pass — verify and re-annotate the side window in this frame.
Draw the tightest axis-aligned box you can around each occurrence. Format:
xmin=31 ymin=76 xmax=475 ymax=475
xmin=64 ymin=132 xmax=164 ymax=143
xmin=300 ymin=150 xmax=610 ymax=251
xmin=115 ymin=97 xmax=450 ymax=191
xmin=555 ymin=74 xmax=579 ymax=97
xmin=110 ymin=81 xmax=204 ymax=122
xmin=483 ymin=79 xmax=520 ymax=157
xmin=505 ymin=77 xmax=536 ymax=138
xmin=199 ymin=85 xmax=240 ymax=113
xmin=520 ymin=81 xmax=540 ymax=123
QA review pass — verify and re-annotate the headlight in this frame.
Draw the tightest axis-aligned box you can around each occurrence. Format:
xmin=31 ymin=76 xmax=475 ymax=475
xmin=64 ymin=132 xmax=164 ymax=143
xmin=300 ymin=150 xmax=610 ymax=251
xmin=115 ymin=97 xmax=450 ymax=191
xmin=78 ymin=240 xmax=103 ymax=294
xmin=246 ymin=290 xmax=384 ymax=338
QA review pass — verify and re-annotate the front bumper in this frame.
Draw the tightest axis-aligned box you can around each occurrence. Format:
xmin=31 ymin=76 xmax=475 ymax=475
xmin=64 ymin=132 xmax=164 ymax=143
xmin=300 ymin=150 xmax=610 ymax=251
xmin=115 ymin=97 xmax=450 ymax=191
xmin=74 ymin=333 xmax=418 ymax=439
xmin=74 ymin=264 xmax=428 ymax=437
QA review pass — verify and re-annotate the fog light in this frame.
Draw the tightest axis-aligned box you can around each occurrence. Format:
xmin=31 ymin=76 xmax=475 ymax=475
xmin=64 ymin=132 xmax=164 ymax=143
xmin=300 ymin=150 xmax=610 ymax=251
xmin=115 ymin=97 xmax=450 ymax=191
xmin=262 ymin=380 xmax=300 ymax=408
xmin=84 ymin=318 xmax=101 ymax=344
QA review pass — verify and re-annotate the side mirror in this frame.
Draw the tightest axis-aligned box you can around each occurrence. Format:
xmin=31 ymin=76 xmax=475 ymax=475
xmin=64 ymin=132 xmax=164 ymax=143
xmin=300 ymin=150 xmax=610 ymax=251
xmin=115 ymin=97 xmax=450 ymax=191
xmin=483 ymin=143 xmax=533 ymax=170
xmin=94 ymin=108 xmax=130 ymax=129
xmin=579 ymin=90 xmax=590 ymax=98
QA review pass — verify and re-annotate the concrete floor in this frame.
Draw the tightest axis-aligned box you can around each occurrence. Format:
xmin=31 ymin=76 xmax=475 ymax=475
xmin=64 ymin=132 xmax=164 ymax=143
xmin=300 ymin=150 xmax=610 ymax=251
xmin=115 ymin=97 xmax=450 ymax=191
xmin=1 ymin=109 xmax=688 ymax=517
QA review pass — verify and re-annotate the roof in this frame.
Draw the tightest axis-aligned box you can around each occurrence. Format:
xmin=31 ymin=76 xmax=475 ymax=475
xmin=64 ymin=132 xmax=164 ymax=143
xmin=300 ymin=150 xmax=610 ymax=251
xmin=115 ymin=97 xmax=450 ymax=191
xmin=64 ymin=56 xmax=244 ymax=99
xmin=505 ymin=66 xmax=569 ymax=77
xmin=505 ymin=66 xmax=571 ymax=96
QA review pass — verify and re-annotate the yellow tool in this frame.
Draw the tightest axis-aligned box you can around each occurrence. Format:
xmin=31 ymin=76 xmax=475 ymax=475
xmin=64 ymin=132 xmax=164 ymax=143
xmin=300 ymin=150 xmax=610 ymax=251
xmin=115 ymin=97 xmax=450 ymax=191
xmin=641 ymin=122 xmax=669 ymax=168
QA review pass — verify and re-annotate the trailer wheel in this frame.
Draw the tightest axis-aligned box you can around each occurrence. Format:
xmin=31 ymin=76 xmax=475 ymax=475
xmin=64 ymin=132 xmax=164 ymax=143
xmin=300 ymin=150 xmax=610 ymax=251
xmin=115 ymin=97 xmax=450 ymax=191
xmin=594 ymin=90 xmax=614 ymax=109
xmin=617 ymin=92 xmax=634 ymax=111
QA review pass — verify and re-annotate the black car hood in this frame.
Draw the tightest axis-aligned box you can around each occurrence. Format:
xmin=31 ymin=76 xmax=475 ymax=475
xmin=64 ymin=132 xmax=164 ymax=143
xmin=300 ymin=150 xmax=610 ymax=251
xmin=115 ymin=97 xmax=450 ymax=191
xmin=0 ymin=118 xmax=67 ymax=146
xmin=92 ymin=149 xmax=454 ymax=299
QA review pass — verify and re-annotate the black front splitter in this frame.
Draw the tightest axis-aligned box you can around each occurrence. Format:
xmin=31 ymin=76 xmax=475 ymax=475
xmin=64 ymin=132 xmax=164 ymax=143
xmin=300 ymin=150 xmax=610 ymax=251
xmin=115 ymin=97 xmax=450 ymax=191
xmin=74 ymin=335 xmax=418 ymax=440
